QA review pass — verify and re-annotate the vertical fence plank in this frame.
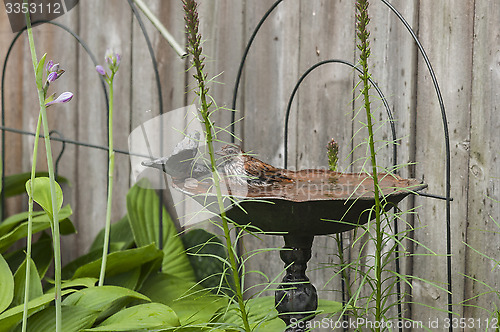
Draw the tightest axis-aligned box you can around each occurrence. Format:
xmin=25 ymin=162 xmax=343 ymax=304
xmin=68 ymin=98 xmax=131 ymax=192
xmin=464 ymin=0 xmax=500 ymax=324
xmin=295 ymin=0 xmax=356 ymax=310
xmin=129 ymin=0 xmax=187 ymax=228
xmin=1 ymin=9 xmax=29 ymax=219
xmin=351 ymin=0 xmax=421 ymax=324
xmin=241 ymin=0 xmax=301 ymax=299
xmin=76 ymin=0 xmax=132 ymax=254
xmin=413 ymin=0 xmax=474 ymax=324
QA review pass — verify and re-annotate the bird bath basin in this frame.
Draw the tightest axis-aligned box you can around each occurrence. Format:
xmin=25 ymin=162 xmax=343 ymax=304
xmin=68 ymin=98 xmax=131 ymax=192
xmin=171 ymin=169 xmax=426 ymax=330
xmin=172 ymin=169 xmax=427 ymax=236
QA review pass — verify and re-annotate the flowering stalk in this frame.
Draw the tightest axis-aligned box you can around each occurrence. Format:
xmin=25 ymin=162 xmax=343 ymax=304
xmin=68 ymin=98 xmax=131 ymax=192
xmin=356 ymin=0 xmax=384 ymax=328
xmin=183 ymin=1 xmax=251 ymax=331
xmin=327 ymin=138 xmax=339 ymax=172
xmin=96 ymin=50 xmax=120 ymax=287
xmin=23 ymin=5 xmax=73 ymax=332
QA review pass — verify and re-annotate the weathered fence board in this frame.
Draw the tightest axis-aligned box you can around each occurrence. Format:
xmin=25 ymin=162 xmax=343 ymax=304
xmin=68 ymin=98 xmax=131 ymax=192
xmin=464 ymin=0 xmax=500 ymax=325
xmin=75 ymin=0 xmax=133 ymax=255
xmin=413 ymin=0 xmax=474 ymax=324
xmin=241 ymin=0 xmax=302 ymax=299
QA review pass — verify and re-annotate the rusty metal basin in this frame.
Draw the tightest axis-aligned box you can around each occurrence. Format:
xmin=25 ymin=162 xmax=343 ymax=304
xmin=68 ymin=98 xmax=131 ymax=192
xmin=172 ymin=169 xmax=427 ymax=236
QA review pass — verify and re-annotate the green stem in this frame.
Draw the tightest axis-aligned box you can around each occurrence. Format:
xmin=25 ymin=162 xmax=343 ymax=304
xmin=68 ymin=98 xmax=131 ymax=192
xmin=356 ymin=0 xmax=383 ymax=328
xmin=24 ymin=9 xmax=62 ymax=332
xmin=99 ymin=78 xmax=115 ymax=286
xmin=184 ymin=1 xmax=250 ymax=328
xmin=198 ymin=84 xmax=251 ymax=332
xmin=21 ymin=112 xmax=42 ymax=332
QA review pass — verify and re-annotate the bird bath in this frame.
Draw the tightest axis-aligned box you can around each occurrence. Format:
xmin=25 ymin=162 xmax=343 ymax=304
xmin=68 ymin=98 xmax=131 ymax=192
xmin=171 ymin=169 xmax=426 ymax=330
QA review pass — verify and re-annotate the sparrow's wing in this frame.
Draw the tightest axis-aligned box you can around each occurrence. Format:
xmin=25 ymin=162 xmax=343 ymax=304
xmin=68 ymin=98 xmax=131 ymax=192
xmin=245 ymin=156 xmax=293 ymax=183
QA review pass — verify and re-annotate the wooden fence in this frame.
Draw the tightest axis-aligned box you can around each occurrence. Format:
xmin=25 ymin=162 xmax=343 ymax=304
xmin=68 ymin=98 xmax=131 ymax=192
xmin=1 ymin=0 xmax=499 ymax=329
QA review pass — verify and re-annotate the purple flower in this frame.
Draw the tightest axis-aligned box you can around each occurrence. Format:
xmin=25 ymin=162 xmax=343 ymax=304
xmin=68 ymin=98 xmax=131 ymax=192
xmin=45 ymin=92 xmax=73 ymax=107
xmin=104 ymin=48 xmax=121 ymax=72
xmin=46 ymin=60 xmax=54 ymax=72
xmin=96 ymin=65 xmax=106 ymax=76
xmin=50 ymin=63 xmax=60 ymax=73
xmin=47 ymin=72 xmax=58 ymax=83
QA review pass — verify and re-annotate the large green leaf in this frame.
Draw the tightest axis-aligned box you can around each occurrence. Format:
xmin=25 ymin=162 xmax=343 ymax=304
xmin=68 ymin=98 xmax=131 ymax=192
xmin=25 ymin=177 xmax=63 ymax=221
xmin=5 ymin=232 xmax=53 ymax=278
xmin=317 ymin=298 xmax=344 ymax=316
xmin=140 ymin=272 xmax=227 ymax=326
xmin=63 ymin=285 xmax=150 ymax=322
xmin=0 ymin=211 xmax=45 ymax=237
xmin=12 ymin=258 xmax=43 ymax=307
xmin=105 ymin=267 xmax=141 ymax=290
xmin=12 ymin=305 xmax=99 ymax=332
xmin=62 ymin=243 xmax=123 ymax=280
xmin=82 ymin=303 xmax=180 ymax=331
xmin=126 ymin=180 xmax=195 ymax=281
xmin=182 ymin=228 xmax=235 ymax=295
xmin=0 ymin=254 xmax=14 ymax=313
xmin=35 ymin=53 xmax=47 ymax=86
xmin=0 ymin=205 xmax=74 ymax=253
xmin=2 ymin=172 xmax=68 ymax=198
xmin=0 ymin=289 xmax=75 ymax=331
xmin=44 ymin=278 xmax=97 ymax=295
xmin=89 ymin=215 xmax=134 ymax=253
xmin=72 ymin=244 xmax=163 ymax=280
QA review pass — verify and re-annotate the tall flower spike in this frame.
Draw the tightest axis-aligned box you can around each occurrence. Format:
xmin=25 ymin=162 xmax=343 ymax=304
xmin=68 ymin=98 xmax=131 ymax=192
xmin=327 ymin=138 xmax=339 ymax=172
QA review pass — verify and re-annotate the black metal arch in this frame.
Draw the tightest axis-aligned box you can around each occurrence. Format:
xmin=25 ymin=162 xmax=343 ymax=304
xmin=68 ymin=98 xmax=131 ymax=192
xmin=283 ymin=58 xmax=397 ymax=169
xmin=229 ymin=0 xmax=453 ymax=330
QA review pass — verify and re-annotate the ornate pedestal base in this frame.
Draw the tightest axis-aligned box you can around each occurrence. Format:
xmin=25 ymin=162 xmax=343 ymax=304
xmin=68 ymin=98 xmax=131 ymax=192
xmin=275 ymin=235 xmax=318 ymax=332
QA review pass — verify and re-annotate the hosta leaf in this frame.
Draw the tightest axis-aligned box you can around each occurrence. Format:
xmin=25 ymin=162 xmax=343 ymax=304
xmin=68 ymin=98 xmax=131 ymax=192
xmin=127 ymin=180 xmax=195 ymax=281
xmin=89 ymin=215 xmax=134 ymax=252
xmin=2 ymin=172 xmax=68 ymax=199
xmin=0 ymin=289 xmax=76 ymax=331
xmin=140 ymin=272 xmax=227 ymax=326
xmin=12 ymin=305 xmax=98 ymax=332
xmin=5 ymin=232 xmax=53 ymax=278
xmin=72 ymin=244 xmax=163 ymax=279
xmin=0 ymin=211 xmax=44 ymax=237
xmin=0 ymin=205 xmax=73 ymax=253
xmin=63 ymin=285 xmax=150 ymax=312
xmin=62 ymin=243 xmax=123 ymax=280
xmin=35 ymin=53 xmax=47 ymax=86
xmin=182 ymin=228 xmax=235 ymax=295
xmin=82 ymin=303 xmax=179 ymax=331
xmin=12 ymin=258 xmax=43 ymax=307
xmin=25 ymin=177 xmax=63 ymax=221
xmin=0 ymin=254 xmax=14 ymax=313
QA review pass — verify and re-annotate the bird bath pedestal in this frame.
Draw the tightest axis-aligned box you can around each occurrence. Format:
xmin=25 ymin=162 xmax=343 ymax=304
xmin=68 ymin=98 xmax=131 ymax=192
xmin=172 ymin=169 xmax=426 ymax=331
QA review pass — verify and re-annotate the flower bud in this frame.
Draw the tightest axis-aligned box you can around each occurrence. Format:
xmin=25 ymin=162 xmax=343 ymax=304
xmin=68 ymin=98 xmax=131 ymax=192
xmin=45 ymin=91 xmax=73 ymax=107
xmin=96 ymin=65 xmax=106 ymax=76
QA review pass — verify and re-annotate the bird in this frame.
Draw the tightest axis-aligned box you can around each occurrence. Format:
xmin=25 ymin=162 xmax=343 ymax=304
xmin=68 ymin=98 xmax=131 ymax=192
xmin=215 ymin=144 xmax=294 ymax=187
xmin=141 ymin=131 xmax=210 ymax=179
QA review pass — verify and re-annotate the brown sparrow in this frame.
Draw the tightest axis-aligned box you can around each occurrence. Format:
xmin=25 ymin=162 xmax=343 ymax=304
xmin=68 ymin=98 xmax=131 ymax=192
xmin=215 ymin=144 xmax=293 ymax=187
